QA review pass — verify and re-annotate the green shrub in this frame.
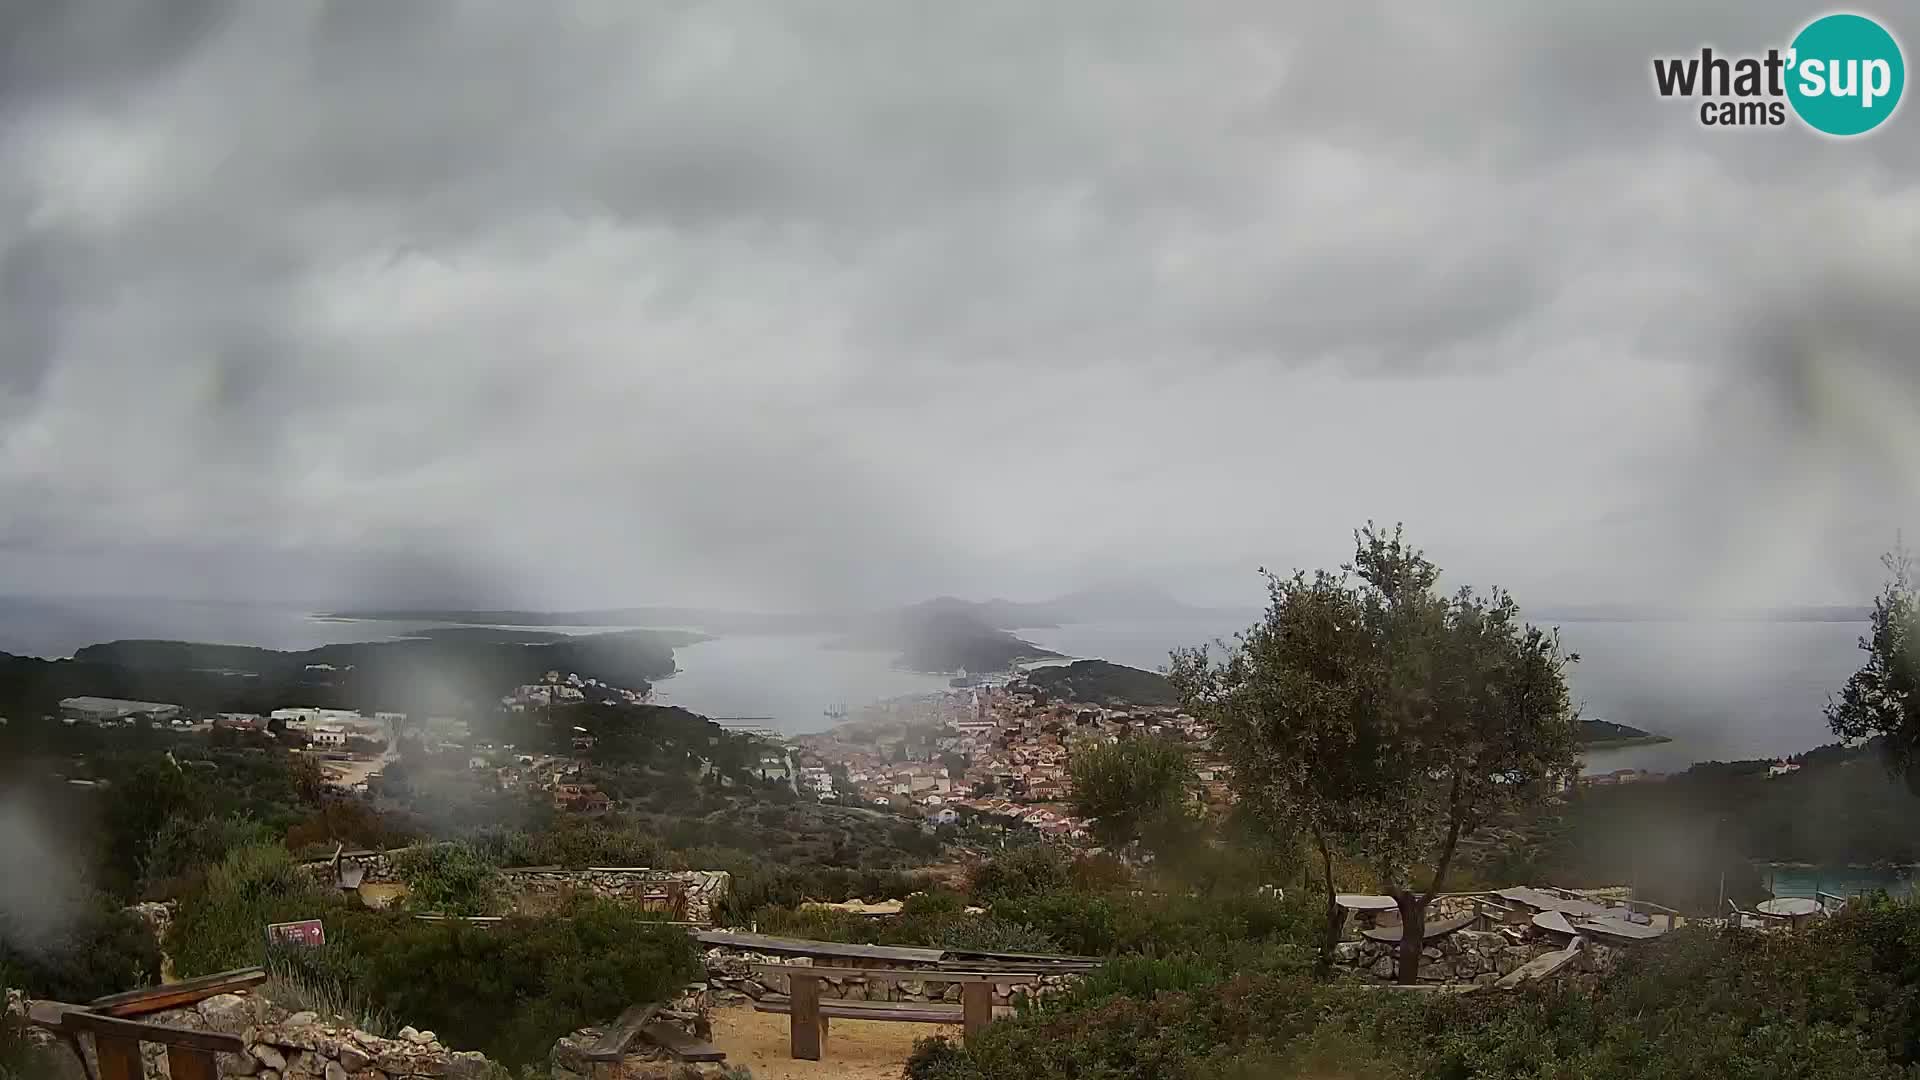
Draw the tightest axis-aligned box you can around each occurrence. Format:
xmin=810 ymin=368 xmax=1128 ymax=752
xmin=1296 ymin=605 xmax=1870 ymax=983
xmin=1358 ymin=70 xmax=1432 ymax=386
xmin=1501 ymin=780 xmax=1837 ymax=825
xmin=0 ymin=1012 xmax=49 ymax=1080
xmin=393 ymin=842 xmax=501 ymax=915
xmin=1051 ymin=952 xmax=1227 ymax=1008
xmin=900 ymin=890 xmax=969 ymax=918
xmin=908 ymin=907 xmax=1920 ymax=1080
xmin=937 ymin=916 xmax=1061 ymax=955
xmin=263 ymin=943 xmax=394 ymax=1037
xmin=359 ymin=895 xmax=701 ymax=1067
xmin=969 ymin=845 xmax=1070 ymax=905
xmin=746 ymin=906 xmax=886 ymax=945
xmin=988 ymin=890 xmax=1119 ymax=955
xmin=169 ymin=843 xmax=341 ymax=977
xmin=0 ymin=899 xmax=161 ymax=1001
xmin=140 ymin=813 xmax=275 ymax=899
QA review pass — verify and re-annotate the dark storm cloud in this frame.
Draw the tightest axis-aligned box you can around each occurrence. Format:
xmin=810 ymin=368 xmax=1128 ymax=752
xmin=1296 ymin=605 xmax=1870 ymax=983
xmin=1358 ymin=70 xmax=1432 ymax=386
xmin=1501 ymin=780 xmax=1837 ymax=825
xmin=0 ymin=1 xmax=1915 ymax=613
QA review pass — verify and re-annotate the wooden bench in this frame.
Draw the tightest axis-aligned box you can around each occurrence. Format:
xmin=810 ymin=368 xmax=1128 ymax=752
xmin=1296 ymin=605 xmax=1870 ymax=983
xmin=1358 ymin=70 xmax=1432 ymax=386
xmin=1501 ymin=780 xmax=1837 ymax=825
xmin=749 ymin=964 xmax=1033 ymax=1061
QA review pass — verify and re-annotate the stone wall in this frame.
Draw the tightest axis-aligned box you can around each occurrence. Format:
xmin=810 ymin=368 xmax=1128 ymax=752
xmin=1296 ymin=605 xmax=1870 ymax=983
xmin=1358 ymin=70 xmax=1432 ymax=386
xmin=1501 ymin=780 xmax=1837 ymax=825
xmin=302 ymin=853 xmax=730 ymax=926
xmin=703 ymin=948 xmax=1077 ymax=1008
xmin=1330 ymin=929 xmax=1620 ymax=985
xmin=503 ymin=869 xmax=731 ymax=926
xmin=8 ymin=988 xmax=503 ymax=1079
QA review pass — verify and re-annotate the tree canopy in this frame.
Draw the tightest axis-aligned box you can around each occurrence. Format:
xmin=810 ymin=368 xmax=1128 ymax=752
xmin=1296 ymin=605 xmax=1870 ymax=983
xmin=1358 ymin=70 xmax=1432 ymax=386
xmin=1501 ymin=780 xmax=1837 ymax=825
xmin=1827 ymin=547 xmax=1920 ymax=793
xmin=1170 ymin=523 xmax=1579 ymax=981
xmin=1067 ymin=735 xmax=1194 ymax=852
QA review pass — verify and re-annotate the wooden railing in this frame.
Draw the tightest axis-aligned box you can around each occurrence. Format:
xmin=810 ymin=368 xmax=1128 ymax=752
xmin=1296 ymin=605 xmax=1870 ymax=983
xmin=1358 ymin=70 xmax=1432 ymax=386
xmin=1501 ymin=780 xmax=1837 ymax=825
xmin=24 ymin=967 xmax=265 ymax=1080
xmin=29 ymin=1001 xmax=246 ymax=1080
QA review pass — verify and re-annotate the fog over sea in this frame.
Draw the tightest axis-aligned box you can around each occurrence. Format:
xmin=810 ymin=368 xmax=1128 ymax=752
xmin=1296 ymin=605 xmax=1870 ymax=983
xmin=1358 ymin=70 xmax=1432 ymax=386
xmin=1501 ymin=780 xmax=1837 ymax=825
xmin=0 ymin=597 xmax=1869 ymax=775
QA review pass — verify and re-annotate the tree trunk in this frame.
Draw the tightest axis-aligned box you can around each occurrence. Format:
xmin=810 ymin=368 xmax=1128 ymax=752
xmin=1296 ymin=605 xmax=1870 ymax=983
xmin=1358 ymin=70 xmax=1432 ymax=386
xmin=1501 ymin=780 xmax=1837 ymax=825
xmin=1314 ymin=827 xmax=1344 ymax=976
xmin=1393 ymin=890 xmax=1429 ymax=985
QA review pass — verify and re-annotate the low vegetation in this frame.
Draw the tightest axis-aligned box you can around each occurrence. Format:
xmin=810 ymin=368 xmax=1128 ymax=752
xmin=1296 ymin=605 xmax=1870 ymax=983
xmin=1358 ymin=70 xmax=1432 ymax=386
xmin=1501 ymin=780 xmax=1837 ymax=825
xmin=160 ymin=842 xmax=699 ymax=1068
xmin=908 ymin=897 xmax=1920 ymax=1080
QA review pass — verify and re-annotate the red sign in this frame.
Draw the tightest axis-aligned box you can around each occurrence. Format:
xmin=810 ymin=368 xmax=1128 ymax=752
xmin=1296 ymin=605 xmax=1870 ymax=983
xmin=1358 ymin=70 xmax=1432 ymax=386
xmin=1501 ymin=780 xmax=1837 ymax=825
xmin=266 ymin=919 xmax=326 ymax=948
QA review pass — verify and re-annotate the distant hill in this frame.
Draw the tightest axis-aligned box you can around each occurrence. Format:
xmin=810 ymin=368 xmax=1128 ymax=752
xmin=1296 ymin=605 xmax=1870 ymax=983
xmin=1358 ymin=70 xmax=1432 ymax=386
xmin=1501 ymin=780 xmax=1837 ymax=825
xmin=0 ymin=628 xmax=694 ymax=718
xmin=838 ymin=608 xmax=1060 ymax=674
xmin=1019 ymin=660 xmax=1181 ymax=707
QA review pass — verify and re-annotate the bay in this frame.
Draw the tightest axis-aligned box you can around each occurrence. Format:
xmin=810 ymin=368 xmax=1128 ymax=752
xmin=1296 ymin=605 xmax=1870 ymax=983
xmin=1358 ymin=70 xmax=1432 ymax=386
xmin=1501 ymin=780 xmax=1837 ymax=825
xmin=1020 ymin=616 xmax=1871 ymax=776
xmin=0 ymin=597 xmax=1876 ymax=772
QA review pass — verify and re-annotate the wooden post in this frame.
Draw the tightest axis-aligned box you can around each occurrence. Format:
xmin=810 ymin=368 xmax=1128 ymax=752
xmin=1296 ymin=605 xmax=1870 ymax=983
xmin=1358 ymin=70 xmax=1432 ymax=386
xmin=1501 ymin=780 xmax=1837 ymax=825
xmin=961 ymin=981 xmax=993 ymax=1037
xmin=94 ymin=1034 xmax=143 ymax=1080
xmin=790 ymin=971 xmax=825 ymax=1061
xmin=166 ymin=1046 xmax=221 ymax=1080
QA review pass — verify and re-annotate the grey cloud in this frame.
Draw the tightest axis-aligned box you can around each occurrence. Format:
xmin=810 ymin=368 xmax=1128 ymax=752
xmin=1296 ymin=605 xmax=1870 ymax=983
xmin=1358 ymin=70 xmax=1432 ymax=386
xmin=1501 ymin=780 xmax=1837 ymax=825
xmin=0 ymin=1 xmax=1916 ymax=617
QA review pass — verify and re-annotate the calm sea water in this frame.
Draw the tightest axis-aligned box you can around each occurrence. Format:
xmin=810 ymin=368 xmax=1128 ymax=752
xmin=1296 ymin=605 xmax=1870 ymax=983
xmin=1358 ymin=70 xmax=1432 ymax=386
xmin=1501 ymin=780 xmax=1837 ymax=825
xmin=1022 ymin=616 xmax=1871 ymax=776
xmin=0 ymin=598 xmax=1873 ymax=770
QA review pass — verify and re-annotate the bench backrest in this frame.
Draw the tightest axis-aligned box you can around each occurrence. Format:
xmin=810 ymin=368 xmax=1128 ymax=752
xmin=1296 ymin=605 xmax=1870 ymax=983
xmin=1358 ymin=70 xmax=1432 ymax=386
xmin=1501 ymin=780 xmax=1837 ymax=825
xmin=751 ymin=963 xmax=1044 ymax=984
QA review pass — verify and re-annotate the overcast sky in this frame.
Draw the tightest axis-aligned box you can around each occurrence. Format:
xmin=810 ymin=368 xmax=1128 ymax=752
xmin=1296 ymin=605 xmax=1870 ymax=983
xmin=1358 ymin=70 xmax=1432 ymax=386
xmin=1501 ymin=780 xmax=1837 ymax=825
xmin=1 ymin=1 xmax=1917 ymax=614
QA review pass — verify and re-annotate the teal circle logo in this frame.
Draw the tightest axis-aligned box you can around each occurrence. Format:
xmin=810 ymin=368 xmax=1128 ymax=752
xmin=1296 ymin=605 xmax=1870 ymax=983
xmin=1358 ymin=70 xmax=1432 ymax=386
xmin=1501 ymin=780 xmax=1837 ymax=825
xmin=1787 ymin=13 xmax=1905 ymax=136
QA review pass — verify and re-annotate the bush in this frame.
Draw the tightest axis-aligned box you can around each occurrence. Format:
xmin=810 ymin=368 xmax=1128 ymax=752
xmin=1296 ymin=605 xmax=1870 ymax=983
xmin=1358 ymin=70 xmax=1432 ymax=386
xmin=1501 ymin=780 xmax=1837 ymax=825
xmin=169 ymin=843 xmax=341 ymax=978
xmin=907 ymin=906 xmax=1920 ymax=1080
xmin=141 ymin=813 xmax=275 ymax=899
xmin=747 ymin=905 xmax=894 ymax=945
xmin=359 ymin=895 xmax=701 ymax=1067
xmin=262 ymin=943 xmax=394 ymax=1037
xmin=900 ymin=890 xmax=969 ymax=918
xmin=969 ymin=845 xmax=1071 ymax=905
xmin=1049 ymin=952 xmax=1226 ymax=1009
xmin=0 ymin=1012 xmax=48 ymax=1080
xmin=392 ymin=842 xmax=501 ymax=915
xmin=0 ymin=899 xmax=161 ymax=1001
xmin=937 ymin=916 xmax=1061 ymax=955
xmin=988 ymin=890 xmax=1119 ymax=955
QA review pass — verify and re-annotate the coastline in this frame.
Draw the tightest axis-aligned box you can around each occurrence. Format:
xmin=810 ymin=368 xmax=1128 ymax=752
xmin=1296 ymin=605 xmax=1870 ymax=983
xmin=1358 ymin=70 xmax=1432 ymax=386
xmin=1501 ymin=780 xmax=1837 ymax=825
xmin=1580 ymin=735 xmax=1675 ymax=752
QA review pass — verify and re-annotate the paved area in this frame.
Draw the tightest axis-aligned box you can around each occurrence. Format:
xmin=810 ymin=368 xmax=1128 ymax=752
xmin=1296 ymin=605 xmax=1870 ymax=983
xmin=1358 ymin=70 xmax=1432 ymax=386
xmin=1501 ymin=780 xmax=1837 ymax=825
xmin=707 ymin=1003 xmax=962 ymax=1080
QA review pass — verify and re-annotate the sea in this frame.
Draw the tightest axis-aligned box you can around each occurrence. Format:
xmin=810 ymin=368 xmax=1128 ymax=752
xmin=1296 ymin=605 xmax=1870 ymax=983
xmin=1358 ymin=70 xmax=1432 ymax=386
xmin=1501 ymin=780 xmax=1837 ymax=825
xmin=6 ymin=595 xmax=1907 ymax=896
xmin=0 ymin=596 xmax=1872 ymax=774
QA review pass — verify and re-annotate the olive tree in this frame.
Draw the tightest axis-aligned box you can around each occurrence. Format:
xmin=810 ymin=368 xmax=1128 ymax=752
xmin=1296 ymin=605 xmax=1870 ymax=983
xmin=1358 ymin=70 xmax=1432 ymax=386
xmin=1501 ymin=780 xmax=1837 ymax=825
xmin=1067 ymin=734 xmax=1194 ymax=854
xmin=1171 ymin=524 xmax=1579 ymax=982
xmin=1827 ymin=547 xmax=1920 ymax=791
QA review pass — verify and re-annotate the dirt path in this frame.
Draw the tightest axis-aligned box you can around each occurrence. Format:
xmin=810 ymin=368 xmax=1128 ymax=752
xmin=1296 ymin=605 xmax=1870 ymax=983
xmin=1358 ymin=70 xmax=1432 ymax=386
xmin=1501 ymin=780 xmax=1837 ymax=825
xmin=707 ymin=1004 xmax=957 ymax=1080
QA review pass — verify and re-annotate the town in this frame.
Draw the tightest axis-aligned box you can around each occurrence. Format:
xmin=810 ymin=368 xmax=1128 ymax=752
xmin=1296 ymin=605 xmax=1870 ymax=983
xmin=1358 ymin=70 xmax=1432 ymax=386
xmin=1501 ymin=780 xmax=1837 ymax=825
xmin=786 ymin=672 xmax=1233 ymax=843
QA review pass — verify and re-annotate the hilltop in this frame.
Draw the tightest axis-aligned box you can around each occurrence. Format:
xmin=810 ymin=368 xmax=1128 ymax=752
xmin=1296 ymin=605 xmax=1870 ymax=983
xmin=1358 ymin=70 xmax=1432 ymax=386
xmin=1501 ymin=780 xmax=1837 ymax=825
xmin=0 ymin=627 xmax=696 ymax=718
xmin=834 ymin=607 xmax=1061 ymax=674
xmin=1018 ymin=659 xmax=1182 ymax=707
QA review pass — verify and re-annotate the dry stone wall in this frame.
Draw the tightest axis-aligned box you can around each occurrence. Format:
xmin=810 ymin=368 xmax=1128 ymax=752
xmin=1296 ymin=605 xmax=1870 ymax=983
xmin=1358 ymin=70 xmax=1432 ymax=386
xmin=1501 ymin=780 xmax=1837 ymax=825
xmin=7 ymin=988 xmax=503 ymax=1079
xmin=1330 ymin=929 xmax=1621 ymax=985
xmin=300 ymin=852 xmax=730 ymax=925
xmin=503 ymin=868 xmax=730 ymax=926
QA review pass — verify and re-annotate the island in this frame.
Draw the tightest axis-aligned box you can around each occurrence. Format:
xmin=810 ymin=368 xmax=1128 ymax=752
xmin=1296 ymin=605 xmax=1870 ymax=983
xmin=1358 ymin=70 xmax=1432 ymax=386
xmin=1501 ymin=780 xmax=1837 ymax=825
xmin=1577 ymin=718 xmax=1672 ymax=750
xmin=832 ymin=608 xmax=1061 ymax=674
xmin=1018 ymin=659 xmax=1182 ymax=707
xmin=0 ymin=627 xmax=698 ymax=718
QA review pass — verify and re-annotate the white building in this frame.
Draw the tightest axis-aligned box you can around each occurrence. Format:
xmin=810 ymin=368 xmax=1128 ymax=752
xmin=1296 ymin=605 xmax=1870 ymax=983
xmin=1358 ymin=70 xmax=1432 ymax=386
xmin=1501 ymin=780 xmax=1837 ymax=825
xmin=308 ymin=725 xmax=348 ymax=748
